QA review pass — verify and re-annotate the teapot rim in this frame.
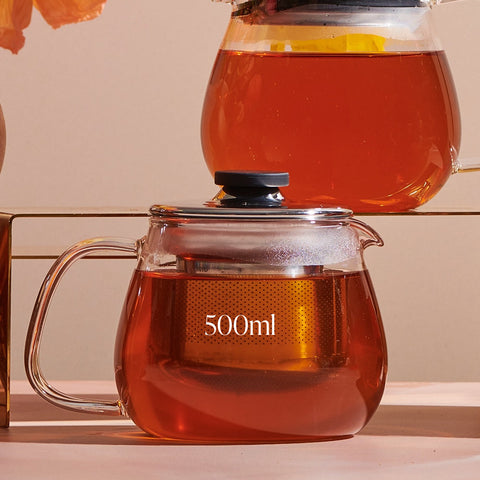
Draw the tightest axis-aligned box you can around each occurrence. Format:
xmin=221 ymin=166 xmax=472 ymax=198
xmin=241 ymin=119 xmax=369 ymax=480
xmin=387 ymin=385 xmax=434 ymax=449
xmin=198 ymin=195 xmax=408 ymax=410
xmin=149 ymin=204 xmax=353 ymax=220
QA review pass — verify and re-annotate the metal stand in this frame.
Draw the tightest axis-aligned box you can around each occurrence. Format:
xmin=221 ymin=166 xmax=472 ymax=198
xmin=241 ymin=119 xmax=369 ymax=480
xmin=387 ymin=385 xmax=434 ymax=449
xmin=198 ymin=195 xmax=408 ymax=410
xmin=0 ymin=209 xmax=147 ymax=428
xmin=0 ymin=207 xmax=476 ymax=428
xmin=0 ymin=213 xmax=13 ymax=427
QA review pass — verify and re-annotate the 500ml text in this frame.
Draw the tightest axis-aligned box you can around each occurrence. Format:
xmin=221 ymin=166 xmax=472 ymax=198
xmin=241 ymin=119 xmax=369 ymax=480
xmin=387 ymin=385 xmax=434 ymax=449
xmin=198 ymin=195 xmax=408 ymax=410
xmin=205 ymin=314 xmax=276 ymax=337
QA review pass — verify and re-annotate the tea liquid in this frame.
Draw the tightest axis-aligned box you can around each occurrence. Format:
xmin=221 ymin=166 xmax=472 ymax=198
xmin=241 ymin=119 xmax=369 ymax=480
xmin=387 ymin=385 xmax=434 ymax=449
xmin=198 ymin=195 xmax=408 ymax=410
xmin=201 ymin=51 xmax=460 ymax=212
xmin=115 ymin=269 xmax=387 ymax=442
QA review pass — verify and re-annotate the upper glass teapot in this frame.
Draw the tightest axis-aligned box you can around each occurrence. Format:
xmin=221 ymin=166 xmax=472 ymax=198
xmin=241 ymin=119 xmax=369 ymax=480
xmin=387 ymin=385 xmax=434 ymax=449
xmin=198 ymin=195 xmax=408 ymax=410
xmin=202 ymin=0 xmax=477 ymax=212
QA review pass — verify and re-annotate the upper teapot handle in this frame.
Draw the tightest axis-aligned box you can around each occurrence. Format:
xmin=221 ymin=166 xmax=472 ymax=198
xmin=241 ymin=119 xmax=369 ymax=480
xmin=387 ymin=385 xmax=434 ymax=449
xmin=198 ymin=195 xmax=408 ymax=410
xmin=24 ymin=237 xmax=139 ymax=416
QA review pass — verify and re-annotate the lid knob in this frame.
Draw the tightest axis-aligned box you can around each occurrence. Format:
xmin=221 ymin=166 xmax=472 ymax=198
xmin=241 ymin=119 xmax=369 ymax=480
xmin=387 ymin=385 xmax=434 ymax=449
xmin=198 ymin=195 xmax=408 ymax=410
xmin=214 ymin=171 xmax=289 ymax=207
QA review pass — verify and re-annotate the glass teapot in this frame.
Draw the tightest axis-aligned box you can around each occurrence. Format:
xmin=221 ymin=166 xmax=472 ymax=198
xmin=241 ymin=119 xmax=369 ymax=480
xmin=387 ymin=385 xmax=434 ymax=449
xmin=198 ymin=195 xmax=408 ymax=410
xmin=25 ymin=171 xmax=387 ymax=443
xmin=202 ymin=0 xmax=478 ymax=212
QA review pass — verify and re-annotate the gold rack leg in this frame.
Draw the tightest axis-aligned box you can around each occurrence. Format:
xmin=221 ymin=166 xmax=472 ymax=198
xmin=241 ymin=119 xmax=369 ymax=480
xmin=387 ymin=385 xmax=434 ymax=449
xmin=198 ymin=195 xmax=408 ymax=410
xmin=0 ymin=213 xmax=13 ymax=427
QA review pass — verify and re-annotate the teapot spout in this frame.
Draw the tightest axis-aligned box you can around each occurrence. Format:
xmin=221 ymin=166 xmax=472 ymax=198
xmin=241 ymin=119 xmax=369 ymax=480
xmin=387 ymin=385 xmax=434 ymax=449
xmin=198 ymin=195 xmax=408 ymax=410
xmin=350 ymin=218 xmax=384 ymax=249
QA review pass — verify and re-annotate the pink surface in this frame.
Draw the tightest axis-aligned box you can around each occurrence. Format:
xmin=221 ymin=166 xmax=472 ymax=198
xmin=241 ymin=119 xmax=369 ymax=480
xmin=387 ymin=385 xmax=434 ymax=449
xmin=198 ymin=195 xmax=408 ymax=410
xmin=1 ymin=382 xmax=479 ymax=479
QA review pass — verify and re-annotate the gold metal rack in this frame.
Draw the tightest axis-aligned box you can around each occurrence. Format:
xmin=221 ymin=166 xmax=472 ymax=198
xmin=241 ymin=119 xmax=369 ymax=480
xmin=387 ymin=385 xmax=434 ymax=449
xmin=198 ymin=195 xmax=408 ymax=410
xmin=0 ymin=209 xmax=149 ymax=427
xmin=1 ymin=206 xmax=479 ymax=427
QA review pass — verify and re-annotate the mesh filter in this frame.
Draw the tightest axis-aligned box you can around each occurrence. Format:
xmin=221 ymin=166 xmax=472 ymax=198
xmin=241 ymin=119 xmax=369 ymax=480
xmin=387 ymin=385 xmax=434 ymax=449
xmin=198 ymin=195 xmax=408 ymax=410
xmin=173 ymin=277 xmax=348 ymax=368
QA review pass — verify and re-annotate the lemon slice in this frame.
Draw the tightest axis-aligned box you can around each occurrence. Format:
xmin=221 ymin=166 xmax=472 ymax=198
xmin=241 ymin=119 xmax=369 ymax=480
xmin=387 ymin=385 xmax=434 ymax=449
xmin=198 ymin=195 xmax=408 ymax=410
xmin=271 ymin=34 xmax=386 ymax=53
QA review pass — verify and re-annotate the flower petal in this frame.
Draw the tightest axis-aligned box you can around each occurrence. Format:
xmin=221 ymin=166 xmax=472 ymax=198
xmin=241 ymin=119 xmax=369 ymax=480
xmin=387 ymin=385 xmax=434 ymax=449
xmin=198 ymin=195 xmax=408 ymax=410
xmin=33 ymin=0 xmax=106 ymax=29
xmin=0 ymin=0 xmax=33 ymax=54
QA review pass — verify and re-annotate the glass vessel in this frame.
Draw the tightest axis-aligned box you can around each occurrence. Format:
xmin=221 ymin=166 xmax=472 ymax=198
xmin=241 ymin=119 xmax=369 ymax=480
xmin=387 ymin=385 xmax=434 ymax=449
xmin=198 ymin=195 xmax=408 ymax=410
xmin=25 ymin=171 xmax=387 ymax=443
xmin=201 ymin=1 xmax=477 ymax=212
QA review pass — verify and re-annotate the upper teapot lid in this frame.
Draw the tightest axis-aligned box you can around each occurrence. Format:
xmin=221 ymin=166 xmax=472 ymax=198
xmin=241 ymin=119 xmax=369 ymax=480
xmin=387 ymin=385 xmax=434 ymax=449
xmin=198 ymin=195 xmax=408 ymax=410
xmin=150 ymin=171 xmax=352 ymax=220
xmin=226 ymin=0 xmax=430 ymax=11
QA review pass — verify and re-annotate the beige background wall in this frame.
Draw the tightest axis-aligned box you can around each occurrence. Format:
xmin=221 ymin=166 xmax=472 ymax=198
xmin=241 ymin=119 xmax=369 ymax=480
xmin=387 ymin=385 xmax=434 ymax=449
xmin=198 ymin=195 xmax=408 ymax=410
xmin=1 ymin=0 xmax=479 ymax=382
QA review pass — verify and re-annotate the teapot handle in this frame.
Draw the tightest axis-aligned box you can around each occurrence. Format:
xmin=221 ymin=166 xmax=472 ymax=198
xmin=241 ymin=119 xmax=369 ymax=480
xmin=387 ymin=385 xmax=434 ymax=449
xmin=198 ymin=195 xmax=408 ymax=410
xmin=455 ymin=157 xmax=480 ymax=173
xmin=24 ymin=237 xmax=139 ymax=416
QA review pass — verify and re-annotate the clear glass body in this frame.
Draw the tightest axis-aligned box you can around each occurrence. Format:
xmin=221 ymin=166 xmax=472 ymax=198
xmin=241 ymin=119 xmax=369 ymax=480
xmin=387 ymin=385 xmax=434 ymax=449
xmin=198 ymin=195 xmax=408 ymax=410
xmin=114 ymin=213 xmax=387 ymax=442
xmin=24 ymin=208 xmax=386 ymax=443
xmin=201 ymin=3 xmax=461 ymax=212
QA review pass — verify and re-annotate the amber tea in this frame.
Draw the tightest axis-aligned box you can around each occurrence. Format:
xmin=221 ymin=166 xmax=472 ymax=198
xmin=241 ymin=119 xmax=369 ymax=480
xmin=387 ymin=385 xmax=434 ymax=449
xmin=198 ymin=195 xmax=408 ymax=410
xmin=201 ymin=50 xmax=460 ymax=212
xmin=115 ymin=269 xmax=387 ymax=442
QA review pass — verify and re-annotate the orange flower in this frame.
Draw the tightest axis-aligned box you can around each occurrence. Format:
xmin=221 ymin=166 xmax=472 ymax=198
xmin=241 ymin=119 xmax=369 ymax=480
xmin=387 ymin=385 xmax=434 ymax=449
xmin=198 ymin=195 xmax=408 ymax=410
xmin=0 ymin=0 xmax=32 ymax=53
xmin=0 ymin=0 xmax=107 ymax=54
xmin=34 ymin=0 xmax=106 ymax=29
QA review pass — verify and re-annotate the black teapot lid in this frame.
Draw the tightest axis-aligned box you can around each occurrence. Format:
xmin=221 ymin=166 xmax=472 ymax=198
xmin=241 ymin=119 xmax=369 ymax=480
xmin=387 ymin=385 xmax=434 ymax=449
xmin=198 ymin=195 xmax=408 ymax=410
xmin=233 ymin=0 xmax=429 ymax=18
xmin=214 ymin=170 xmax=289 ymax=207
xmin=274 ymin=0 xmax=427 ymax=7
xmin=235 ymin=0 xmax=428 ymax=10
xmin=150 ymin=171 xmax=352 ymax=220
